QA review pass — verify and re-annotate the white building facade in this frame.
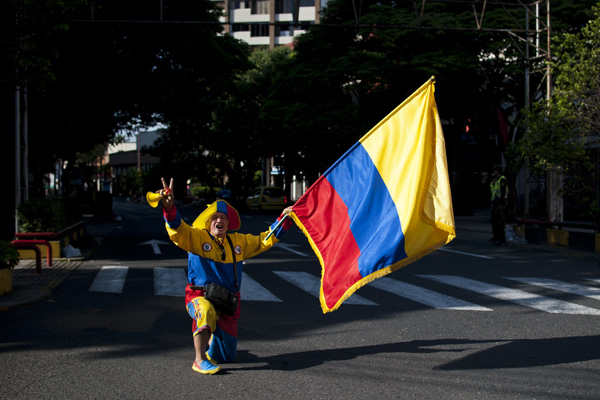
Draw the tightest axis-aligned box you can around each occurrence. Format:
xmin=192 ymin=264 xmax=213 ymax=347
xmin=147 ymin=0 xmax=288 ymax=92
xmin=214 ymin=0 xmax=327 ymax=48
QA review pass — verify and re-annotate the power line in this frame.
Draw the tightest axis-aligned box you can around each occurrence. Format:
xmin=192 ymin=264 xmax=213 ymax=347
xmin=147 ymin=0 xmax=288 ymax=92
xmin=68 ymin=18 xmax=541 ymax=34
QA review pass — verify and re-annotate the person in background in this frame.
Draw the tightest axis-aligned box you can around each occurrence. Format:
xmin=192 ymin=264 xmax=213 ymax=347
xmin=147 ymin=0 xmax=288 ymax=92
xmin=490 ymin=165 xmax=508 ymax=246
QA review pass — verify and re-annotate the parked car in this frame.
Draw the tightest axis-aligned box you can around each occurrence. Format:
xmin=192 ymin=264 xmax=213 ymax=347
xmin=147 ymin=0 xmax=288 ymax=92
xmin=245 ymin=186 xmax=288 ymax=211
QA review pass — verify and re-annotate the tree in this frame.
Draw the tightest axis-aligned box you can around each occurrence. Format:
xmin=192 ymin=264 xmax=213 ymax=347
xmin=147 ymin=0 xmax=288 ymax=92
xmin=2 ymin=0 xmax=87 ymax=238
xmin=257 ymin=29 xmax=365 ymax=185
xmin=514 ymin=4 xmax=600 ymax=226
xmin=2 ymin=0 xmax=253 ymax=205
xmin=253 ymin=0 xmax=516 ymax=209
xmin=210 ymin=47 xmax=291 ymax=202
xmin=247 ymin=0 xmax=597 ymax=213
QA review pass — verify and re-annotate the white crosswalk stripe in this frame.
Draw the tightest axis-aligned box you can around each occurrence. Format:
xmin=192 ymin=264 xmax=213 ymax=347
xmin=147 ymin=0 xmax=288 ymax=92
xmin=242 ymin=272 xmax=282 ymax=302
xmin=418 ymin=275 xmax=600 ymax=315
xmin=273 ymin=271 xmax=377 ymax=305
xmin=370 ymin=277 xmax=491 ymax=311
xmin=88 ymin=267 xmax=600 ymax=315
xmin=89 ymin=266 xmax=129 ymax=293
xmin=506 ymin=277 xmax=600 ymax=301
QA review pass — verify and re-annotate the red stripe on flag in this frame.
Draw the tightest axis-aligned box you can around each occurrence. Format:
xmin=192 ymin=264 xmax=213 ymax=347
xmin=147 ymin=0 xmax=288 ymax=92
xmin=293 ymin=177 xmax=363 ymax=309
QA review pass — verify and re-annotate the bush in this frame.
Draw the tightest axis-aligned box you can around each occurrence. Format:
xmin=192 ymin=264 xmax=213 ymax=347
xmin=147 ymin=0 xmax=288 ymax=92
xmin=17 ymin=197 xmax=81 ymax=233
xmin=190 ymin=183 xmax=215 ymax=199
xmin=0 ymin=241 xmax=20 ymax=269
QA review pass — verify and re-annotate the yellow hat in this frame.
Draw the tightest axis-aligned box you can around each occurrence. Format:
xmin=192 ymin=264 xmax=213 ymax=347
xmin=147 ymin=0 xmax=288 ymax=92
xmin=193 ymin=200 xmax=241 ymax=231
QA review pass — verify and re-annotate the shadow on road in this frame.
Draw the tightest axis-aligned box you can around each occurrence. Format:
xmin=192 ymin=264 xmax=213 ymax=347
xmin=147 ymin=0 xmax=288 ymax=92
xmin=228 ymin=335 xmax=600 ymax=371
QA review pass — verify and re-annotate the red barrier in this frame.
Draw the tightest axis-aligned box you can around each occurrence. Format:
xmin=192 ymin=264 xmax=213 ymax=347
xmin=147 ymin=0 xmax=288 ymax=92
xmin=13 ymin=222 xmax=83 ymax=267
xmin=11 ymin=241 xmax=43 ymax=274
xmin=11 ymin=239 xmax=53 ymax=274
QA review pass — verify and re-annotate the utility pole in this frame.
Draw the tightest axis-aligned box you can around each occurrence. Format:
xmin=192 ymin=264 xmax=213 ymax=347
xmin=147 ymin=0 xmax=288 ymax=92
xmin=15 ymin=85 xmax=21 ymax=234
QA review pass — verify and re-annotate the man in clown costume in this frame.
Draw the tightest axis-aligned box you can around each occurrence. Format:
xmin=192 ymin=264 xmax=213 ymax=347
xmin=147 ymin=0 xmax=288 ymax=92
xmin=156 ymin=178 xmax=293 ymax=375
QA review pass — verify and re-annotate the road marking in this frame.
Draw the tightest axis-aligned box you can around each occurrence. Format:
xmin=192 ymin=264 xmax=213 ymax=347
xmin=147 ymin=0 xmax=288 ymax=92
xmin=274 ymin=243 xmax=309 ymax=257
xmin=154 ymin=267 xmax=187 ymax=297
xmin=138 ymin=239 xmax=170 ymax=255
xmin=439 ymin=248 xmax=494 ymax=259
xmin=506 ymin=277 xmax=600 ymax=301
xmin=369 ymin=277 xmax=491 ymax=311
xmin=89 ymin=266 xmax=129 ymax=293
xmin=242 ymin=272 xmax=282 ymax=302
xmin=273 ymin=271 xmax=377 ymax=305
xmin=86 ymin=267 xmax=600 ymax=315
xmin=419 ymin=275 xmax=600 ymax=315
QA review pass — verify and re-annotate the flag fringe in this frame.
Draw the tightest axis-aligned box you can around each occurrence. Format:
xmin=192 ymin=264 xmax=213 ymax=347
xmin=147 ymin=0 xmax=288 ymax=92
xmin=292 ymin=210 xmax=455 ymax=314
xmin=321 ymin=228 xmax=455 ymax=313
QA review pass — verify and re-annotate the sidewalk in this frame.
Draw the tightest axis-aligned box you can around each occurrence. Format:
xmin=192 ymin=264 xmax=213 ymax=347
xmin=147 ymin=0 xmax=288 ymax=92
xmin=0 ymin=259 xmax=84 ymax=310
xmin=0 ymin=213 xmax=119 ymax=311
xmin=0 ymin=209 xmax=592 ymax=311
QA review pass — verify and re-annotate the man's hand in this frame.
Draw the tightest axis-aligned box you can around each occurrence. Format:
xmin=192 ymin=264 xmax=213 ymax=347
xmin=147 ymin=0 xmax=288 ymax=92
xmin=282 ymin=206 xmax=294 ymax=216
xmin=160 ymin=177 xmax=174 ymax=211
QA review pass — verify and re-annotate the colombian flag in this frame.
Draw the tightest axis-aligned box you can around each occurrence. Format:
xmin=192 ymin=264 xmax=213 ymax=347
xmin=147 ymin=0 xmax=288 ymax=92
xmin=291 ymin=78 xmax=455 ymax=313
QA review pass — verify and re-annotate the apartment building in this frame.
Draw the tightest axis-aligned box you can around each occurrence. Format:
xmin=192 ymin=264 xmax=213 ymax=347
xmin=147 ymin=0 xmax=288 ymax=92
xmin=213 ymin=0 xmax=327 ymax=48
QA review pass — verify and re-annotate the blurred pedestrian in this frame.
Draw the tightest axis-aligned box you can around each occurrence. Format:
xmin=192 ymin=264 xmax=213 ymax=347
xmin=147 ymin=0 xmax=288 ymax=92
xmin=490 ymin=165 xmax=508 ymax=245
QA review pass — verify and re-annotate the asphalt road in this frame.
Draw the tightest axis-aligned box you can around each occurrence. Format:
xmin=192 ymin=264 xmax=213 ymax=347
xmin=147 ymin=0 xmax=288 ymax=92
xmin=1 ymin=199 xmax=600 ymax=399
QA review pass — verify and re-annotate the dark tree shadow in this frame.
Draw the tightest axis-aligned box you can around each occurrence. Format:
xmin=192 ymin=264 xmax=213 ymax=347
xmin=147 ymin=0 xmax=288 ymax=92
xmin=225 ymin=335 xmax=600 ymax=372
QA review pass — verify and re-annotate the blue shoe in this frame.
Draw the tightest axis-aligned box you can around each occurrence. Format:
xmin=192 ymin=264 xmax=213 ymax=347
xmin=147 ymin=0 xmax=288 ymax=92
xmin=192 ymin=360 xmax=221 ymax=375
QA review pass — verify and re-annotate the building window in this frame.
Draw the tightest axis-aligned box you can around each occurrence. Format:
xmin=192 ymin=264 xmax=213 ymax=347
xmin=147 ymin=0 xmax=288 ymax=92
xmin=251 ymin=0 xmax=269 ymax=14
xmin=250 ymin=24 xmax=269 ymax=36
xmin=275 ymin=0 xmax=314 ymax=13
xmin=275 ymin=24 xmax=290 ymax=36
xmin=275 ymin=0 xmax=294 ymax=13
xmin=232 ymin=23 xmax=250 ymax=32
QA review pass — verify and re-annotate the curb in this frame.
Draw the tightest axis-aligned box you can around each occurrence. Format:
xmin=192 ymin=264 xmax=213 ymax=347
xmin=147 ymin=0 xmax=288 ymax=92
xmin=0 ymin=259 xmax=84 ymax=311
xmin=519 ymin=225 xmax=599 ymax=253
xmin=0 ymin=285 xmax=51 ymax=311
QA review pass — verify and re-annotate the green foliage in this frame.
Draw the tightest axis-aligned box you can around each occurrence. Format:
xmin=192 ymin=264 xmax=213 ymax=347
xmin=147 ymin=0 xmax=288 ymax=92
xmin=551 ymin=4 xmax=600 ymax=138
xmin=3 ymin=0 xmax=252 ymax=191
xmin=5 ymin=0 xmax=599 ymax=213
xmin=514 ymin=4 xmax=600 ymax=224
xmin=561 ymin=152 xmax=600 ymax=225
xmin=118 ymin=168 xmax=144 ymax=198
xmin=205 ymin=47 xmax=291 ymax=198
xmin=0 ymin=241 xmax=20 ymax=269
xmin=516 ymin=101 xmax=583 ymax=173
xmin=17 ymin=197 xmax=80 ymax=233
xmin=0 ymin=0 xmax=83 ymax=88
xmin=189 ymin=183 xmax=214 ymax=198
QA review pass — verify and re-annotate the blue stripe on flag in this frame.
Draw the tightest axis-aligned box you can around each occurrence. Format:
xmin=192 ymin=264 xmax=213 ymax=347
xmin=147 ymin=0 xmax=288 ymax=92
xmin=327 ymin=144 xmax=407 ymax=277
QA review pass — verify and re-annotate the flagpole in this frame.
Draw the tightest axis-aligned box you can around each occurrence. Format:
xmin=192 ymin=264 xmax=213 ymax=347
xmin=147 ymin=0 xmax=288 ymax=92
xmin=263 ymin=213 xmax=290 ymax=242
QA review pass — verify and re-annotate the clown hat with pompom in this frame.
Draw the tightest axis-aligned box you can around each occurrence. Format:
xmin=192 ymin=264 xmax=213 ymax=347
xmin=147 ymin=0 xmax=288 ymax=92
xmin=193 ymin=200 xmax=241 ymax=231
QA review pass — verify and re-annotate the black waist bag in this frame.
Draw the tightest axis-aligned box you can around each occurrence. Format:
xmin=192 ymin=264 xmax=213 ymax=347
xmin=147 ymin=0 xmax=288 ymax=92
xmin=203 ymin=283 xmax=238 ymax=316
xmin=199 ymin=235 xmax=240 ymax=316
